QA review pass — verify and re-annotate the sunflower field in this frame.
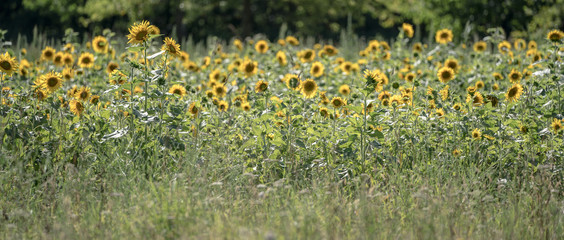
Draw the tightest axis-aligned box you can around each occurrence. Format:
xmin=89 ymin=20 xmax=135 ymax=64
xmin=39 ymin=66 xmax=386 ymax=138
xmin=0 ymin=21 xmax=563 ymax=239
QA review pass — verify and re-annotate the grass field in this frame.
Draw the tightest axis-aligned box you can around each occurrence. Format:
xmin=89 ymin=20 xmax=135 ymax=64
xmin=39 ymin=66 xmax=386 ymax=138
xmin=0 ymin=23 xmax=563 ymax=239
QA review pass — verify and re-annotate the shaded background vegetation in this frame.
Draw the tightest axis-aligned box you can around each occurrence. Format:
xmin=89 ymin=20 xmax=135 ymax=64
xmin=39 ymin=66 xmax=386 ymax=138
xmin=1 ymin=0 xmax=564 ymax=43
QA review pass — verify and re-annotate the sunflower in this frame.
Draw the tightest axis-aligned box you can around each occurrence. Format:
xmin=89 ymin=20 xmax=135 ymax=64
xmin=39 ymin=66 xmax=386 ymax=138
xmin=402 ymin=23 xmax=414 ymax=38
xmin=276 ymin=51 xmax=287 ymax=66
xmin=242 ymin=102 xmax=251 ymax=112
xmin=435 ymin=29 xmax=453 ymax=44
xmin=340 ymin=62 xmax=353 ymax=74
xmin=148 ymin=25 xmax=160 ymax=35
xmin=239 ymin=59 xmax=258 ymax=78
xmin=452 ymin=149 xmax=461 ymax=157
xmin=35 ymin=89 xmax=48 ymax=101
xmin=169 ymin=84 xmax=187 ymax=97
xmin=189 ymin=102 xmax=199 ymax=116
xmin=444 ymin=58 xmax=459 ymax=72
xmin=75 ymin=86 xmax=91 ymax=101
xmin=492 ymin=83 xmax=499 ymax=91
xmin=331 ymin=97 xmax=346 ymax=108
xmin=452 ymin=103 xmax=462 ymax=111
xmin=106 ymin=62 xmax=119 ymax=75
xmin=53 ymin=52 xmax=64 ymax=67
xmin=466 ymin=91 xmax=484 ymax=106
xmin=0 ymin=52 xmax=19 ymax=76
xmin=486 ymin=95 xmax=499 ymax=107
xmin=519 ymin=124 xmax=528 ymax=134
xmin=412 ymin=43 xmax=422 ymax=52
xmin=378 ymin=91 xmax=391 ymax=101
xmin=162 ymin=37 xmax=181 ymax=57
xmin=547 ymin=29 xmax=564 ymax=43
xmin=498 ymin=41 xmax=512 ymax=54
xmin=254 ymin=40 xmax=269 ymax=54
xmin=284 ymin=74 xmax=301 ymax=91
xmin=437 ymin=67 xmax=455 ymax=83
xmin=69 ymin=100 xmax=84 ymax=116
xmin=90 ymin=95 xmax=100 ymax=105
xmin=179 ymin=51 xmax=190 ymax=63
xmin=92 ymin=36 xmax=108 ymax=53
xmin=298 ymin=49 xmax=315 ymax=63
xmin=508 ymin=69 xmax=522 ymax=83
xmin=233 ymin=39 xmax=243 ymax=51
xmin=514 ymin=39 xmax=526 ymax=51
xmin=209 ymin=69 xmax=224 ymax=82
xmin=435 ymin=108 xmax=445 ymax=118
xmin=62 ymin=53 xmax=74 ymax=66
xmin=78 ymin=52 xmax=95 ymax=69
xmin=41 ymin=47 xmax=56 ymax=61
xmin=493 ymin=72 xmax=503 ymax=81
xmin=528 ymin=41 xmax=537 ymax=50
xmin=255 ymin=80 xmax=269 ymax=93
xmin=218 ymin=100 xmax=229 ymax=112
xmin=471 ymin=128 xmax=482 ymax=140
xmin=310 ymin=61 xmax=324 ymax=78
xmin=40 ymin=71 xmax=63 ymax=93
xmin=339 ymin=84 xmax=350 ymax=96
xmin=285 ymin=36 xmax=299 ymax=46
xmin=127 ymin=20 xmax=152 ymax=45
xmin=405 ymin=72 xmax=416 ymax=83
xmin=390 ymin=95 xmax=403 ymax=107
xmin=300 ymin=79 xmax=318 ymax=98
xmin=505 ymin=83 xmax=523 ymax=102
xmin=473 ymin=41 xmax=487 ymax=52
xmin=551 ymin=118 xmax=563 ymax=133
xmin=475 ymin=80 xmax=485 ymax=89
xmin=322 ymin=45 xmax=338 ymax=57
xmin=213 ymin=84 xmax=227 ymax=98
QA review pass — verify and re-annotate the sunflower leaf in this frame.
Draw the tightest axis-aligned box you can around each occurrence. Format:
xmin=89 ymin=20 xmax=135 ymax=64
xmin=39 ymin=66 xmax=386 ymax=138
xmin=127 ymin=46 xmax=145 ymax=52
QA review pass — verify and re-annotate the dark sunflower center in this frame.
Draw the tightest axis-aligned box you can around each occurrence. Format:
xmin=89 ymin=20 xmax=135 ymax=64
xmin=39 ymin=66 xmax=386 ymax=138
xmin=313 ymin=66 xmax=319 ymax=72
xmin=245 ymin=63 xmax=255 ymax=73
xmin=454 ymin=105 xmax=460 ymax=110
xmin=344 ymin=64 xmax=351 ymax=71
xmin=45 ymin=51 xmax=53 ymax=57
xmin=136 ymin=30 xmax=148 ymax=41
xmin=173 ymin=89 xmax=182 ymax=95
xmin=47 ymin=77 xmax=58 ymax=87
xmin=304 ymin=82 xmax=315 ymax=92
xmin=473 ymin=96 xmax=481 ymax=104
xmin=260 ymin=83 xmax=267 ymax=91
xmin=508 ymin=87 xmax=518 ymax=97
xmin=510 ymin=73 xmax=519 ymax=80
xmin=441 ymin=71 xmax=451 ymax=79
xmin=259 ymin=44 xmax=265 ymax=50
xmin=80 ymin=92 xmax=88 ymax=99
xmin=448 ymin=62 xmax=457 ymax=69
xmin=326 ymin=48 xmax=334 ymax=54
xmin=304 ymin=51 xmax=312 ymax=59
xmin=473 ymin=133 xmax=479 ymax=138
xmin=407 ymin=75 xmax=414 ymax=81
xmin=82 ymin=57 xmax=91 ymax=64
xmin=191 ymin=107 xmax=198 ymax=114
xmin=54 ymin=56 xmax=62 ymax=62
xmin=0 ymin=61 xmax=11 ymax=70
xmin=440 ymin=33 xmax=449 ymax=39
xmin=109 ymin=64 xmax=118 ymax=72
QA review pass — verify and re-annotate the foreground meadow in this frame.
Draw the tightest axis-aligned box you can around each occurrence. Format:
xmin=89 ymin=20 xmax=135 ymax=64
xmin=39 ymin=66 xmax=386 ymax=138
xmin=0 ymin=23 xmax=563 ymax=239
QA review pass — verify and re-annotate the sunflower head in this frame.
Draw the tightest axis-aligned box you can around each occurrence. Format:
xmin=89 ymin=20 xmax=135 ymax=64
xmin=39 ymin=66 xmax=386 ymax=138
xmin=508 ymin=69 xmax=522 ymax=83
xmin=92 ymin=36 xmax=109 ymax=53
xmin=475 ymin=80 xmax=485 ymax=89
xmin=0 ymin=52 xmax=19 ymax=76
xmin=218 ymin=100 xmax=229 ymax=112
xmin=505 ymin=83 xmax=523 ymax=102
xmin=437 ymin=67 xmax=455 ymax=83
xmin=498 ymin=41 xmax=512 ymax=54
xmin=127 ymin=20 xmax=152 ymax=45
xmin=276 ymin=51 xmax=287 ymax=66
xmin=285 ymin=36 xmax=299 ymax=46
xmin=90 ymin=95 xmax=100 ymax=105
xmin=242 ymin=102 xmax=251 ymax=112
xmin=435 ymin=29 xmax=453 ymax=44
xmin=402 ymin=23 xmax=414 ymax=38
xmin=240 ymin=59 xmax=258 ymax=77
xmin=213 ymin=84 xmax=227 ymax=98
xmin=169 ymin=84 xmax=187 ymax=97
xmin=69 ymin=100 xmax=85 ymax=116
xmin=551 ymin=118 xmax=563 ymax=133
xmin=106 ymin=62 xmax=119 ymax=75
xmin=189 ymin=102 xmax=199 ymax=116
xmin=254 ymin=40 xmax=269 ymax=54
xmin=75 ymin=86 xmax=91 ymax=101
xmin=444 ymin=58 xmax=459 ymax=72
xmin=322 ymin=45 xmax=338 ymax=56
xmin=310 ymin=62 xmax=324 ymax=78
xmin=547 ymin=29 xmax=564 ymax=43
xmin=298 ymin=49 xmax=315 ymax=63
xmin=78 ymin=52 xmax=95 ymax=69
xmin=300 ymin=79 xmax=318 ymax=98
xmin=255 ymin=80 xmax=269 ymax=93
xmin=339 ymin=84 xmax=350 ymax=96
xmin=284 ymin=74 xmax=301 ymax=91
xmin=162 ymin=37 xmax=181 ymax=57
xmin=471 ymin=128 xmax=482 ymax=140
xmin=473 ymin=41 xmax=487 ymax=52
xmin=41 ymin=47 xmax=56 ymax=61
xmin=41 ymin=71 xmax=63 ymax=93
xmin=331 ymin=97 xmax=346 ymax=109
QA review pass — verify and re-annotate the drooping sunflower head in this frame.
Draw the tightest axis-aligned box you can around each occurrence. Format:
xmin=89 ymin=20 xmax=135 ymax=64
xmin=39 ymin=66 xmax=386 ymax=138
xmin=435 ymin=29 xmax=453 ymax=44
xmin=162 ymin=37 xmax=181 ymax=57
xmin=471 ymin=128 xmax=482 ymax=140
xmin=402 ymin=23 xmax=414 ymax=38
xmin=300 ymin=78 xmax=318 ymax=98
xmin=547 ymin=29 xmax=564 ymax=43
xmin=254 ymin=40 xmax=269 ymax=54
xmin=213 ymin=84 xmax=227 ymax=98
xmin=78 ymin=52 xmax=95 ymax=69
xmin=493 ymin=72 xmax=503 ymax=81
xmin=508 ymin=69 xmax=522 ymax=83
xmin=437 ymin=67 xmax=455 ymax=83
xmin=169 ymin=84 xmax=187 ymax=97
xmin=127 ymin=20 xmax=152 ymax=45
xmin=505 ymin=83 xmax=523 ymax=102
xmin=69 ymin=100 xmax=85 ymax=116
xmin=466 ymin=91 xmax=484 ymax=106
xmin=41 ymin=47 xmax=56 ymax=61
xmin=331 ymin=97 xmax=346 ymax=109
xmin=189 ymin=102 xmax=199 ymax=116
xmin=310 ymin=62 xmax=324 ymax=78
xmin=255 ymin=80 xmax=269 ymax=93
xmin=92 ymin=36 xmax=109 ymax=53
xmin=0 ymin=52 xmax=19 ymax=76
xmin=106 ymin=62 xmax=119 ymax=75
xmin=339 ymin=84 xmax=350 ymax=96
xmin=285 ymin=36 xmax=299 ymax=46
xmin=90 ymin=95 xmax=100 ymax=105
xmin=473 ymin=41 xmax=487 ymax=52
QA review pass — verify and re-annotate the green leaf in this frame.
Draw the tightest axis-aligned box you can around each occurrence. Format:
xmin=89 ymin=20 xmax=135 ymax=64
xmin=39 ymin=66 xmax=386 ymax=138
xmin=127 ymin=46 xmax=145 ymax=52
